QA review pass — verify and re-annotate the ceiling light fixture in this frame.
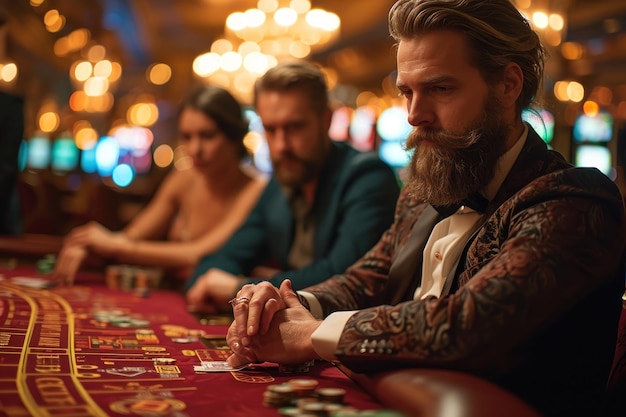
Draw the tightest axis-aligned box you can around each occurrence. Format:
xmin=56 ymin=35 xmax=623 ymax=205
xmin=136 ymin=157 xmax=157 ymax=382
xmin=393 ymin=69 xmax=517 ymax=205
xmin=192 ymin=0 xmax=340 ymax=102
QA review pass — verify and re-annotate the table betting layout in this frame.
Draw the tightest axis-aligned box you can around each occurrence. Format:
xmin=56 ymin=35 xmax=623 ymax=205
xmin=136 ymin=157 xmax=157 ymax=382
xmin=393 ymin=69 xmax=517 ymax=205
xmin=0 ymin=266 xmax=392 ymax=417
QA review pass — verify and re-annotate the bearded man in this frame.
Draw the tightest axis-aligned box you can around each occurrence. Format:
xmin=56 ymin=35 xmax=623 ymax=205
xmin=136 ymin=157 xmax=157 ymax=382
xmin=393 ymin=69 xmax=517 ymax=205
xmin=223 ymin=1 xmax=626 ymax=417
xmin=185 ymin=61 xmax=400 ymax=313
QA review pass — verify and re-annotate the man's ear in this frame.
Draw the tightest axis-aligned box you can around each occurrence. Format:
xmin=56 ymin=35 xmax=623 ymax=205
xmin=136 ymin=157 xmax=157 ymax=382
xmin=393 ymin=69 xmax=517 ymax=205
xmin=498 ymin=62 xmax=524 ymax=109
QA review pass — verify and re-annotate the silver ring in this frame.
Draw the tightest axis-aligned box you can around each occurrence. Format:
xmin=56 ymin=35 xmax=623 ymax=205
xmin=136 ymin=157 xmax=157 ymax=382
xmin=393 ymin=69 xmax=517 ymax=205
xmin=228 ymin=296 xmax=250 ymax=307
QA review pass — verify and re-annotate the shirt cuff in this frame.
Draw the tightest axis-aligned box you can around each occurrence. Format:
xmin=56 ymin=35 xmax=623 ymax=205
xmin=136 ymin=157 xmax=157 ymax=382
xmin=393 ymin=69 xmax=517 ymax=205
xmin=298 ymin=291 xmax=323 ymax=319
xmin=310 ymin=311 xmax=357 ymax=362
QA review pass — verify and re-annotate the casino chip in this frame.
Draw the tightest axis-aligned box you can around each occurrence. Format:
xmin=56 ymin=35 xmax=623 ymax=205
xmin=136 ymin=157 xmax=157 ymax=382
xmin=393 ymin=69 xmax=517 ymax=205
xmin=316 ymin=387 xmax=346 ymax=403
xmin=334 ymin=411 xmax=407 ymax=417
xmin=92 ymin=310 xmax=150 ymax=328
xmin=262 ymin=378 xmax=407 ymax=416
xmin=288 ymin=378 xmax=318 ymax=397
xmin=263 ymin=378 xmax=405 ymax=417
xmin=105 ymin=264 xmax=163 ymax=293
xmin=36 ymin=254 xmax=56 ymax=274
xmin=263 ymin=384 xmax=296 ymax=407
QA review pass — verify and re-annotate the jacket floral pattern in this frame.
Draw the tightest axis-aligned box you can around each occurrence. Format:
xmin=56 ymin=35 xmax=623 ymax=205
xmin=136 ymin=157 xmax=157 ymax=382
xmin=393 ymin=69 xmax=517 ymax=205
xmin=305 ymin=129 xmax=626 ymax=416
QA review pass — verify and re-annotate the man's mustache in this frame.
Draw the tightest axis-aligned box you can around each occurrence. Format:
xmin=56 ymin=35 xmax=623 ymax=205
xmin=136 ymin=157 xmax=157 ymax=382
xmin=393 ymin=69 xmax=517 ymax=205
xmin=274 ymin=153 xmax=304 ymax=165
xmin=407 ymin=128 xmax=482 ymax=151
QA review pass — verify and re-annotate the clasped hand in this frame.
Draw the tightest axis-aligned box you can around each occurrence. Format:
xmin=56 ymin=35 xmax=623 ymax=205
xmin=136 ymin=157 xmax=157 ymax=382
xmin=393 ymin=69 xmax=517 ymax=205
xmin=226 ymin=280 xmax=321 ymax=367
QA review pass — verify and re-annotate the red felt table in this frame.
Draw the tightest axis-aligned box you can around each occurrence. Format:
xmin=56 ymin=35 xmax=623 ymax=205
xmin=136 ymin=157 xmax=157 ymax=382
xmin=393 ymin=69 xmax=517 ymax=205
xmin=0 ymin=265 xmax=383 ymax=417
xmin=0 ymin=239 xmax=544 ymax=417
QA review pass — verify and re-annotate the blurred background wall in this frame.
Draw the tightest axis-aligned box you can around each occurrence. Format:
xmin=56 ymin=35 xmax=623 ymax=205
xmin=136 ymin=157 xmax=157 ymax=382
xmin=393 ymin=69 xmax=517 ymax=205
xmin=0 ymin=0 xmax=625 ymax=235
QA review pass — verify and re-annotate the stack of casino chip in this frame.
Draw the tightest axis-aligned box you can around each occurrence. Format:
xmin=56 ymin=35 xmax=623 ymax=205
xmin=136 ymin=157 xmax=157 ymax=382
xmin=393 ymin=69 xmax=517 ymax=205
xmin=105 ymin=265 xmax=162 ymax=295
xmin=316 ymin=387 xmax=346 ymax=404
xmin=134 ymin=269 xmax=150 ymax=297
xmin=288 ymin=378 xmax=319 ymax=397
xmin=331 ymin=411 xmax=408 ymax=417
xmin=263 ymin=378 xmax=358 ymax=416
xmin=105 ymin=265 xmax=122 ymax=290
xmin=92 ymin=310 xmax=150 ymax=328
xmin=279 ymin=405 xmax=407 ymax=417
xmin=264 ymin=377 xmax=408 ymax=416
xmin=36 ymin=254 xmax=56 ymax=274
xmin=263 ymin=383 xmax=296 ymax=407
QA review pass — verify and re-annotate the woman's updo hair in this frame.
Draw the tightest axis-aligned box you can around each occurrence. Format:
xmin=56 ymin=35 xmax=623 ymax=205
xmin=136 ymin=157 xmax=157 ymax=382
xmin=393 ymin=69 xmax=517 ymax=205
xmin=178 ymin=84 xmax=249 ymax=158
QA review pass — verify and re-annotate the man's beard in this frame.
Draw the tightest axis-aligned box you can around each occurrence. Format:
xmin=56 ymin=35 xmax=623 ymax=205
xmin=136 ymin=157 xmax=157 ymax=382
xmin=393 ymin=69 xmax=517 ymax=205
xmin=404 ymin=96 xmax=509 ymax=206
xmin=272 ymin=143 xmax=328 ymax=188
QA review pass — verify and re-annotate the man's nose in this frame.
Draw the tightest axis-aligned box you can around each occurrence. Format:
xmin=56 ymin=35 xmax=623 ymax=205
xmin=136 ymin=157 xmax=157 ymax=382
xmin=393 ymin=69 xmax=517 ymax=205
xmin=269 ymin=129 xmax=290 ymax=153
xmin=407 ymin=95 xmax=435 ymax=127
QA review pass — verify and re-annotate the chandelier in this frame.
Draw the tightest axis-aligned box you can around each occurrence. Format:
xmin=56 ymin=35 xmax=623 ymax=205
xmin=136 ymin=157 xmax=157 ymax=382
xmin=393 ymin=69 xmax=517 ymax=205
xmin=192 ymin=0 xmax=340 ymax=101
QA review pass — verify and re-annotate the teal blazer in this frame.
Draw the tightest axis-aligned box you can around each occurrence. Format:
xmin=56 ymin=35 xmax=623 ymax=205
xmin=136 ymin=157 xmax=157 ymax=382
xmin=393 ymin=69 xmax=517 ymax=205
xmin=187 ymin=141 xmax=400 ymax=290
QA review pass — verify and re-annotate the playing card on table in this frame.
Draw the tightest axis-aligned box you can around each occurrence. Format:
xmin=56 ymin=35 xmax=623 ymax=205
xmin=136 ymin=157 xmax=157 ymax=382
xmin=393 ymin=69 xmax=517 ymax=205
xmin=10 ymin=276 xmax=57 ymax=289
xmin=194 ymin=361 xmax=247 ymax=372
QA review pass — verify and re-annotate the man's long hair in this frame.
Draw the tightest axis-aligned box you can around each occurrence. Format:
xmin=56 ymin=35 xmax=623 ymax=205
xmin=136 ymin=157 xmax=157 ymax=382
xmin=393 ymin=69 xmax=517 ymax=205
xmin=389 ymin=0 xmax=545 ymax=113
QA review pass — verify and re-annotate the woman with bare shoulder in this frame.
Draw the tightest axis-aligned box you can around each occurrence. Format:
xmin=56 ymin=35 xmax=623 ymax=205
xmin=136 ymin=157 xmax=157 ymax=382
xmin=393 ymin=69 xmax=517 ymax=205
xmin=53 ymin=85 xmax=267 ymax=286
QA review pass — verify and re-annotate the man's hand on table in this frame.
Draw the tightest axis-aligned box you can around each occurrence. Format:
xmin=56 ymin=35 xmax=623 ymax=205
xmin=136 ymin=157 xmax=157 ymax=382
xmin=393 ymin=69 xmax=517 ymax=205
xmin=226 ymin=279 xmax=322 ymax=367
xmin=186 ymin=268 xmax=241 ymax=314
xmin=234 ymin=281 xmax=288 ymax=339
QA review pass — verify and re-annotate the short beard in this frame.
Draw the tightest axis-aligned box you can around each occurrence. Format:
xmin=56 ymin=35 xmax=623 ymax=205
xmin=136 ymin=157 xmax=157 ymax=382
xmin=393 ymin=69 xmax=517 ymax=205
xmin=273 ymin=155 xmax=320 ymax=188
xmin=272 ymin=138 xmax=329 ymax=188
xmin=404 ymin=96 xmax=509 ymax=206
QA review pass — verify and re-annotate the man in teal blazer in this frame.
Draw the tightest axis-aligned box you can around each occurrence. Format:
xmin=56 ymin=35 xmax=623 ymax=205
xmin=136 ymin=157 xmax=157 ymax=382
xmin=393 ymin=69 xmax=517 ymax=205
xmin=185 ymin=61 xmax=400 ymax=313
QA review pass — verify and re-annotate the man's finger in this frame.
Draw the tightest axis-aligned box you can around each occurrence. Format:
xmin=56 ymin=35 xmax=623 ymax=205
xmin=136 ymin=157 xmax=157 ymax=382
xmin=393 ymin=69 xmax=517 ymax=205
xmin=226 ymin=322 xmax=256 ymax=366
xmin=227 ymin=352 xmax=253 ymax=368
xmin=280 ymin=279 xmax=302 ymax=308
xmin=242 ymin=284 xmax=273 ymax=338
xmin=186 ymin=277 xmax=217 ymax=314
xmin=232 ymin=284 xmax=260 ymax=347
xmin=259 ymin=298 xmax=281 ymax=335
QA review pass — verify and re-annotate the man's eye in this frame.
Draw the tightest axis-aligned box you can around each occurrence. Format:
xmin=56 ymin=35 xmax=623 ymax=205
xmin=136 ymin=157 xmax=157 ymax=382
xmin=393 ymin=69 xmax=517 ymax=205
xmin=288 ymin=122 xmax=306 ymax=131
xmin=432 ymin=86 xmax=451 ymax=93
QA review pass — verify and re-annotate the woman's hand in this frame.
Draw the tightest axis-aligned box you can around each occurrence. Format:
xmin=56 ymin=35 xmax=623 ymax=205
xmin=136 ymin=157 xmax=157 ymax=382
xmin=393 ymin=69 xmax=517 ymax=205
xmin=52 ymin=244 xmax=88 ymax=285
xmin=53 ymin=221 xmax=128 ymax=285
xmin=64 ymin=221 xmax=128 ymax=258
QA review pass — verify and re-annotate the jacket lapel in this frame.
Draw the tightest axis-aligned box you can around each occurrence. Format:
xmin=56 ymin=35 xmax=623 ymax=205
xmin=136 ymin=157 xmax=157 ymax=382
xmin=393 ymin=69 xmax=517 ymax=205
xmin=387 ymin=204 xmax=440 ymax=305
xmin=442 ymin=128 xmax=573 ymax=295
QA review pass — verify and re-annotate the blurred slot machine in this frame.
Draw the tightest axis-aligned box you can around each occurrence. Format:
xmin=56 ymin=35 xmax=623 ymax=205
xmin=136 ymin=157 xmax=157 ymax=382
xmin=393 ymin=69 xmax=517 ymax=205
xmin=350 ymin=106 xmax=377 ymax=152
xmin=376 ymin=106 xmax=412 ymax=185
xmin=570 ymin=110 xmax=615 ymax=180
xmin=244 ymin=108 xmax=272 ymax=175
xmin=522 ymin=108 xmax=555 ymax=147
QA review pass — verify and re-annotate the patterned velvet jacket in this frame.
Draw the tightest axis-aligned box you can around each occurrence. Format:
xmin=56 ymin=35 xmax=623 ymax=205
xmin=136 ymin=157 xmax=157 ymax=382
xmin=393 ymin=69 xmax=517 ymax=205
xmin=306 ymin=128 xmax=626 ymax=416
